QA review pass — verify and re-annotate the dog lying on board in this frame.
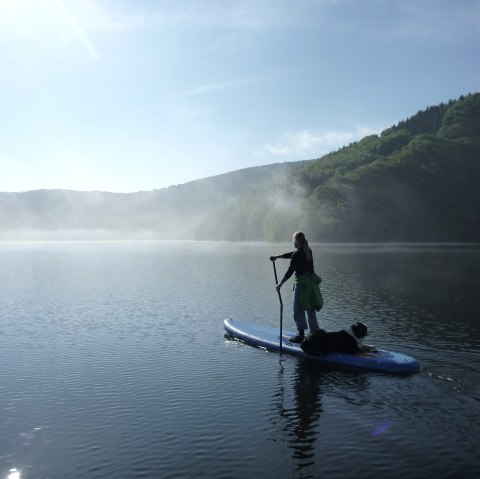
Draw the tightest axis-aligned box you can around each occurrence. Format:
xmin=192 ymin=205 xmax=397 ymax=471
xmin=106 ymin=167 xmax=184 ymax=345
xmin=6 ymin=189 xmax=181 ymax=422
xmin=300 ymin=322 xmax=377 ymax=356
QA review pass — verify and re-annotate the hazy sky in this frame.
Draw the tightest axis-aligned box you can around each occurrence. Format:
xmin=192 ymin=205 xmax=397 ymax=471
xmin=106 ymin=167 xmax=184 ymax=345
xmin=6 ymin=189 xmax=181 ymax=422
xmin=1 ymin=0 xmax=479 ymax=192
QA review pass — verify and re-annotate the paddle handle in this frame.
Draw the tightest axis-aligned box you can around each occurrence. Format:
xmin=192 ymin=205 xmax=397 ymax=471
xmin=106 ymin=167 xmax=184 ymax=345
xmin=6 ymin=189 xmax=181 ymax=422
xmin=272 ymin=260 xmax=283 ymax=354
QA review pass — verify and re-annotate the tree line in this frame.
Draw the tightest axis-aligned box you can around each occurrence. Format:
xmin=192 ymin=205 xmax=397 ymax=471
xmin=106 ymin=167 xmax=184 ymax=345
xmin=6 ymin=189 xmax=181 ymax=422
xmin=195 ymin=93 xmax=480 ymax=242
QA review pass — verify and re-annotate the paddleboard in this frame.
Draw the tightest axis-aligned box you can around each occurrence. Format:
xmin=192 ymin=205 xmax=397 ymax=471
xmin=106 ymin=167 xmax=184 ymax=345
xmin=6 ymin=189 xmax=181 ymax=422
xmin=224 ymin=318 xmax=420 ymax=374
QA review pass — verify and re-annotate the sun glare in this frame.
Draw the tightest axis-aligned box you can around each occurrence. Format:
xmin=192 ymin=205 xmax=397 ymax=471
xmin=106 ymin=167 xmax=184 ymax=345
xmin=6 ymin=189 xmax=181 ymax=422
xmin=0 ymin=0 xmax=25 ymax=7
xmin=7 ymin=469 xmax=21 ymax=479
xmin=0 ymin=0 xmax=50 ymax=32
xmin=0 ymin=0 xmax=25 ymax=13
xmin=0 ymin=0 xmax=100 ymax=60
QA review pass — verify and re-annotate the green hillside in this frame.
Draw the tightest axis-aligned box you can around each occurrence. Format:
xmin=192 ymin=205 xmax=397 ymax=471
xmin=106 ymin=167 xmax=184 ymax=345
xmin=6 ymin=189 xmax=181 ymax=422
xmin=195 ymin=93 xmax=480 ymax=242
xmin=1 ymin=94 xmax=478 ymax=242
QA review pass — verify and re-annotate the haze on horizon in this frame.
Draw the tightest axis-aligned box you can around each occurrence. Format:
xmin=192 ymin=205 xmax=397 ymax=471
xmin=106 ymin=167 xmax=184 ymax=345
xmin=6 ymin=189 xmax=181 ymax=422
xmin=1 ymin=0 xmax=479 ymax=193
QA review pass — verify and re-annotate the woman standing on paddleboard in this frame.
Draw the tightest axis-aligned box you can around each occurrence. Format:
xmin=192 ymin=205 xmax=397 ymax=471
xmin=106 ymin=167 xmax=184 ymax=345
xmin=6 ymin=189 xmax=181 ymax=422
xmin=270 ymin=231 xmax=324 ymax=343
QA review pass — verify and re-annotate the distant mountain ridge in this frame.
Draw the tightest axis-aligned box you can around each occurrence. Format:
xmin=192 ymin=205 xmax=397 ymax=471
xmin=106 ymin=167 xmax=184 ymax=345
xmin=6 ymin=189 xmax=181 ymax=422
xmin=1 ymin=93 xmax=479 ymax=242
xmin=0 ymin=162 xmax=301 ymax=240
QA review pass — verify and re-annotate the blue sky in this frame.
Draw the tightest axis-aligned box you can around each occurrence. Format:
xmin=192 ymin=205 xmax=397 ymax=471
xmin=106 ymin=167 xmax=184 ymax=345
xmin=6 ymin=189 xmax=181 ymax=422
xmin=1 ymin=0 xmax=479 ymax=192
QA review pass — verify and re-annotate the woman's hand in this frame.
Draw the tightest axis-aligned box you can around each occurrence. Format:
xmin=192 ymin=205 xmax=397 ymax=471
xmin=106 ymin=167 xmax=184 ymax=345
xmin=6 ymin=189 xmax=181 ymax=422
xmin=270 ymin=255 xmax=277 ymax=261
xmin=276 ymin=283 xmax=282 ymax=292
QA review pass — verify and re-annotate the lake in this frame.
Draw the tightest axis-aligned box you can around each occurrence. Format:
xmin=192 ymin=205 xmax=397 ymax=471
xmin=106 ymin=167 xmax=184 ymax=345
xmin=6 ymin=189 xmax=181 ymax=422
xmin=0 ymin=241 xmax=479 ymax=479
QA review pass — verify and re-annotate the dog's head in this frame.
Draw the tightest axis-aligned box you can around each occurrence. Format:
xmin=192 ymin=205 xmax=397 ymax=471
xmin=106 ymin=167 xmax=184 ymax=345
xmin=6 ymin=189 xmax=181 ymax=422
xmin=351 ymin=322 xmax=369 ymax=338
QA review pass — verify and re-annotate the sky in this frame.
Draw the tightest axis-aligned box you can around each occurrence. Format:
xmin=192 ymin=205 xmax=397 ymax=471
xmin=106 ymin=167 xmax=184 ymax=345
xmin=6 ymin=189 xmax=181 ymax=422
xmin=0 ymin=0 xmax=479 ymax=193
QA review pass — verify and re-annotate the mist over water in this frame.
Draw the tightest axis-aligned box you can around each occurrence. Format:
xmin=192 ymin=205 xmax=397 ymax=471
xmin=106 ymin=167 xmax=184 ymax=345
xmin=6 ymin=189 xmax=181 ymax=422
xmin=0 ymin=163 xmax=299 ymax=242
xmin=0 ymin=241 xmax=478 ymax=479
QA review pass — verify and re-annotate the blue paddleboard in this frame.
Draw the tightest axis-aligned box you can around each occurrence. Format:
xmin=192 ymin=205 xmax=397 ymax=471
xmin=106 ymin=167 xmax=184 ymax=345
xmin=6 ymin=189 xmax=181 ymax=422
xmin=224 ymin=318 xmax=420 ymax=374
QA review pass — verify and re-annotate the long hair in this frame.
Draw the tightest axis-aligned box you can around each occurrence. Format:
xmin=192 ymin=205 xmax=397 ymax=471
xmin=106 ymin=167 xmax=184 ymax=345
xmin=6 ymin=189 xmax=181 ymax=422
xmin=293 ymin=231 xmax=312 ymax=261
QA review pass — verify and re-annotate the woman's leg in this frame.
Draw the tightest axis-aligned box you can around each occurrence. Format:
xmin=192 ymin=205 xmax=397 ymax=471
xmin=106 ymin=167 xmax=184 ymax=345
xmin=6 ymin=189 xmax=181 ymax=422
xmin=293 ymin=285 xmax=308 ymax=332
xmin=306 ymin=309 xmax=320 ymax=332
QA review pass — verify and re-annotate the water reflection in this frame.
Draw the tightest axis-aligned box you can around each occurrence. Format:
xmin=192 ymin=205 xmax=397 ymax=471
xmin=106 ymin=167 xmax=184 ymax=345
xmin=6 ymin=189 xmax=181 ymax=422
xmin=271 ymin=358 xmax=375 ymax=477
xmin=7 ymin=469 xmax=20 ymax=479
xmin=272 ymin=360 xmax=324 ymax=477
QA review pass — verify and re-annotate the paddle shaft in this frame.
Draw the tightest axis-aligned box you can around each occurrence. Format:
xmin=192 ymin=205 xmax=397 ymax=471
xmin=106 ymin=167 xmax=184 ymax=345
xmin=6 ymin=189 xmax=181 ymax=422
xmin=272 ymin=260 xmax=283 ymax=354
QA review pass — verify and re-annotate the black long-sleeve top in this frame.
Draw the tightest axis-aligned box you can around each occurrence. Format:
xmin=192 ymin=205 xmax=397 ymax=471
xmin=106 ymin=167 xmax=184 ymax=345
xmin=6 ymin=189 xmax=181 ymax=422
xmin=280 ymin=249 xmax=315 ymax=281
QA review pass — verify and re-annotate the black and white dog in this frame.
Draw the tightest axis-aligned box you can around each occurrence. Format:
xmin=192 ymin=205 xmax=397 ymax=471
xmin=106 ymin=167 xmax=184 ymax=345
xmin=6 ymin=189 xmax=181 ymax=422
xmin=300 ymin=322 xmax=376 ymax=356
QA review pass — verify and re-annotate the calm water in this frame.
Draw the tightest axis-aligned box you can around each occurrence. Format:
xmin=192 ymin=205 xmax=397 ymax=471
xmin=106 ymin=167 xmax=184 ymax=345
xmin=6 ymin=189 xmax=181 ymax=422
xmin=0 ymin=242 xmax=479 ymax=479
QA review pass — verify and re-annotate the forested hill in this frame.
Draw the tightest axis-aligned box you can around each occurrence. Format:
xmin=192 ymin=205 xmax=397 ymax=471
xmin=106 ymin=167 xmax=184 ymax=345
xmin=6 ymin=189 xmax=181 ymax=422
xmin=1 ymin=93 xmax=479 ymax=242
xmin=0 ymin=162 xmax=300 ymax=240
xmin=195 ymin=93 xmax=480 ymax=242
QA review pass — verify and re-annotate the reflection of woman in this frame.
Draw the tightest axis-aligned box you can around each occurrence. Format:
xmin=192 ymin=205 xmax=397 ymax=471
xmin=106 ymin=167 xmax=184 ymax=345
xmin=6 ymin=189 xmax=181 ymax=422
xmin=270 ymin=231 xmax=324 ymax=343
xmin=273 ymin=360 xmax=324 ymax=473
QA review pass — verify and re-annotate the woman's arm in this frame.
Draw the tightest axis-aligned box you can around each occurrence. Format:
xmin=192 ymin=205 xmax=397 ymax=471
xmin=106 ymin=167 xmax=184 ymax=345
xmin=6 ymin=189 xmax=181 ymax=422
xmin=275 ymin=276 xmax=289 ymax=292
xmin=270 ymin=252 xmax=294 ymax=261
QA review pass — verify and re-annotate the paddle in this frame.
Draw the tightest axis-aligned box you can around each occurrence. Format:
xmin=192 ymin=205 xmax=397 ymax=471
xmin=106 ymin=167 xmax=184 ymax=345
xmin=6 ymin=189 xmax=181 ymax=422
xmin=271 ymin=259 xmax=283 ymax=354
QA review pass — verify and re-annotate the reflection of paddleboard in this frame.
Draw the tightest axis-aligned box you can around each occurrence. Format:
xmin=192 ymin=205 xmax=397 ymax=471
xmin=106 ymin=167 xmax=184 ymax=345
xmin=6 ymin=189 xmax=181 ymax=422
xmin=224 ymin=319 xmax=420 ymax=374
